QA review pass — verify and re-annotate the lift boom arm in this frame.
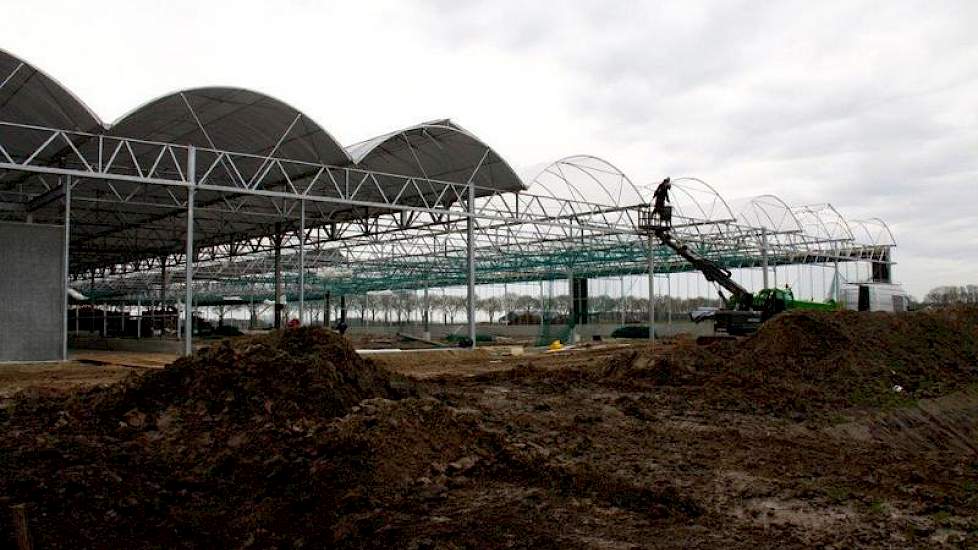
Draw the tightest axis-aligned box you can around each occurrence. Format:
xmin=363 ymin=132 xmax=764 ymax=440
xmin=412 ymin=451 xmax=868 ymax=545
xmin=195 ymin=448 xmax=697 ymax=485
xmin=652 ymin=228 xmax=752 ymax=308
xmin=643 ymin=177 xmax=753 ymax=310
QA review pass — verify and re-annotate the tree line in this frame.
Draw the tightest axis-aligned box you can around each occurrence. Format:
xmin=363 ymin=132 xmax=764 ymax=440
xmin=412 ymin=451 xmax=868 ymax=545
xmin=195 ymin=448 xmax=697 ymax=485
xmin=922 ymin=285 xmax=978 ymax=306
xmin=299 ymin=292 xmax=722 ymax=326
xmin=291 ymin=284 xmax=976 ymax=324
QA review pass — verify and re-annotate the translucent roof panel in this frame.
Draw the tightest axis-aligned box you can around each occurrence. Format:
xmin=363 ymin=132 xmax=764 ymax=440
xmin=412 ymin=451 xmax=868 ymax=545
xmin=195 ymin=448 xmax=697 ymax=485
xmin=528 ymin=155 xmax=644 ymax=207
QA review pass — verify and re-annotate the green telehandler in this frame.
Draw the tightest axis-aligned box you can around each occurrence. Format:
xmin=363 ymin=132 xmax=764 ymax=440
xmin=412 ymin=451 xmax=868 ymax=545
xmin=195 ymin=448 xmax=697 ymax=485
xmin=641 ymin=178 xmax=839 ymax=336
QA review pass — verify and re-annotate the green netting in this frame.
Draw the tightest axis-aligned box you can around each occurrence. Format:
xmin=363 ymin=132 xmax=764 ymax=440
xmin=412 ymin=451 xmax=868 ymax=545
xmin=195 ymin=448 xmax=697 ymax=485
xmin=81 ymin=240 xmax=859 ymax=303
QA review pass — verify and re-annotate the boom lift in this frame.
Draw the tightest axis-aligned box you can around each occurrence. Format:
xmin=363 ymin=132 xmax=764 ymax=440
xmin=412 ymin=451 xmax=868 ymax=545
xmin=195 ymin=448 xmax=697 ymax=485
xmin=639 ymin=178 xmax=836 ymax=336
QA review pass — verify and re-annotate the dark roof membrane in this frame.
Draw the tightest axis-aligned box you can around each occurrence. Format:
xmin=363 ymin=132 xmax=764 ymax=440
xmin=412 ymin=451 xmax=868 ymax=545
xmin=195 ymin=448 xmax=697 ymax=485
xmin=347 ymin=120 xmax=525 ymax=194
xmin=0 ymin=49 xmax=103 ymax=133
xmin=110 ymin=88 xmax=350 ymax=166
xmin=0 ymin=50 xmax=521 ymax=195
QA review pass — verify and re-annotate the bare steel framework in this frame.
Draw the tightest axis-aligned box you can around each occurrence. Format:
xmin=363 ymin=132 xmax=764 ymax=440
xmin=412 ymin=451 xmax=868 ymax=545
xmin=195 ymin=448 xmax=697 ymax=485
xmin=0 ymin=49 xmax=896 ymax=357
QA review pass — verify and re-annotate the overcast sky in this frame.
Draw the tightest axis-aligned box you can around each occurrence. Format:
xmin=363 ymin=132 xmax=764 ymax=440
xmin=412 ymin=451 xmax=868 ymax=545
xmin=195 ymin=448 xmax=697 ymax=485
xmin=2 ymin=0 xmax=975 ymax=297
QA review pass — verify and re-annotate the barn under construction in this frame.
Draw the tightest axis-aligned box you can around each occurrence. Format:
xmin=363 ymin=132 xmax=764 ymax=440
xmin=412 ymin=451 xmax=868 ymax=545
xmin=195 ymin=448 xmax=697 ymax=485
xmin=0 ymin=48 xmax=899 ymax=361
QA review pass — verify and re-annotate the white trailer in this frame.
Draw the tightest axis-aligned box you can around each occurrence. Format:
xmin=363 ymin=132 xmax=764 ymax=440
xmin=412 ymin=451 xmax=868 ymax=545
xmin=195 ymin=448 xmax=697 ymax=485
xmin=839 ymin=283 xmax=909 ymax=312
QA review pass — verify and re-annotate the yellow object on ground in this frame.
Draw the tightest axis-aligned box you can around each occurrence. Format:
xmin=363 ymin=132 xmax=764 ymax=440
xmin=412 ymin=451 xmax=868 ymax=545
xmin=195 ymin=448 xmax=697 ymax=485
xmin=548 ymin=340 xmax=563 ymax=351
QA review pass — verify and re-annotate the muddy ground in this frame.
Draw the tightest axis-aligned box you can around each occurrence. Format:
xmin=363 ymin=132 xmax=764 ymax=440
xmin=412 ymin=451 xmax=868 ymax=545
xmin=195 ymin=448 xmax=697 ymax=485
xmin=0 ymin=361 xmax=137 ymax=402
xmin=1 ymin=310 xmax=976 ymax=548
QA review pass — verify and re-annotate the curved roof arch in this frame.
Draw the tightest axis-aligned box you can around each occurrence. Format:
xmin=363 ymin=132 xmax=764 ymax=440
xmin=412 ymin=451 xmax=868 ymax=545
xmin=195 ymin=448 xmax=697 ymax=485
xmin=669 ymin=177 xmax=736 ymax=222
xmin=528 ymin=155 xmax=644 ymax=207
xmin=638 ymin=177 xmax=735 ymax=223
xmin=849 ymin=218 xmax=897 ymax=247
xmin=501 ymin=156 xmax=643 ymax=264
xmin=110 ymin=87 xmax=350 ymax=165
xmin=0 ymin=48 xmax=103 ymax=132
xmin=739 ymin=194 xmax=804 ymax=233
xmin=346 ymin=120 xmax=524 ymax=194
xmin=791 ymin=203 xmax=855 ymax=243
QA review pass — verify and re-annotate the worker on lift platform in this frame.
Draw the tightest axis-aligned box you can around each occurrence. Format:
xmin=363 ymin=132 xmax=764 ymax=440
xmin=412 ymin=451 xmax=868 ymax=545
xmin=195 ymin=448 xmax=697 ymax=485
xmin=651 ymin=177 xmax=672 ymax=226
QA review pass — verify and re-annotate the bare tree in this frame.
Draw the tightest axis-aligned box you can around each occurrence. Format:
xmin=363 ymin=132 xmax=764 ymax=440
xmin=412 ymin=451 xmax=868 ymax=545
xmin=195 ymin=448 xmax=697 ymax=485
xmin=925 ymin=284 xmax=978 ymax=305
xmin=515 ymin=294 xmax=539 ymax=314
xmin=378 ymin=293 xmax=395 ymax=325
xmin=351 ymin=294 xmax=370 ymax=326
xmin=442 ymin=296 xmax=465 ymax=325
xmin=500 ymin=292 xmax=519 ymax=317
xmin=552 ymin=294 xmax=571 ymax=316
xmin=366 ymin=293 xmax=380 ymax=324
xmin=393 ymin=291 xmax=417 ymax=325
xmin=478 ymin=296 xmax=503 ymax=324
xmin=429 ymin=295 xmax=447 ymax=324
xmin=589 ymin=294 xmax=615 ymax=320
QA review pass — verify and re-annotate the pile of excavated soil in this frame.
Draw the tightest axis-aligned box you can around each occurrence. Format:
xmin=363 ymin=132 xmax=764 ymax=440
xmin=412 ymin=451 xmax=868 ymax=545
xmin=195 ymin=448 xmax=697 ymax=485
xmin=482 ymin=308 xmax=978 ymax=418
xmin=0 ymin=328 xmax=419 ymax=548
xmin=1 ymin=328 xmax=701 ymax=548
xmin=614 ymin=307 xmax=978 ymax=415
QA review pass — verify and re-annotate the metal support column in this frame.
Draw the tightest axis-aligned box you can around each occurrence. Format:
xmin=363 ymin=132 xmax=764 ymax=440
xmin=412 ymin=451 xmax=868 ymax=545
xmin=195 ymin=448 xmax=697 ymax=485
xmin=620 ymin=275 xmax=626 ymax=325
xmin=833 ymin=259 xmax=840 ymax=302
xmin=248 ymin=281 xmax=256 ymax=329
xmin=298 ymin=200 xmax=305 ymax=325
xmin=136 ymin=295 xmax=142 ymax=339
xmin=325 ymin=292 xmax=331 ymax=326
xmin=567 ymin=269 xmax=577 ymax=344
xmin=184 ymin=146 xmax=196 ymax=356
xmin=648 ymin=234 xmax=655 ymax=347
xmin=761 ymin=228 xmax=770 ymax=289
xmin=462 ymin=149 xmax=489 ymax=349
xmin=667 ymin=273 xmax=672 ymax=326
xmin=466 ymin=176 xmax=477 ymax=349
xmin=87 ymin=270 xmax=94 ymax=333
xmin=273 ymin=226 xmax=283 ymax=329
xmin=160 ymin=259 xmax=167 ymax=339
xmin=61 ymin=176 xmax=71 ymax=360
xmin=423 ymin=286 xmax=430 ymax=339
xmin=810 ymin=264 xmax=816 ymax=300
xmin=539 ymin=280 xmax=545 ymax=322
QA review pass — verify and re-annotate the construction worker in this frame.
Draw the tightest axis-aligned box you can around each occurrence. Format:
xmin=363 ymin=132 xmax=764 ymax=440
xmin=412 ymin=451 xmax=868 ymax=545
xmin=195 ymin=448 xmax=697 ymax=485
xmin=651 ymin=177 xmax=672 ymax=225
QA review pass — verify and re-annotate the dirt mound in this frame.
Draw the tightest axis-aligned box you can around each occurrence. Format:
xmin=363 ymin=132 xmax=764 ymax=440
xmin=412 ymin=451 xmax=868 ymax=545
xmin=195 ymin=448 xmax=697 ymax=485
xmin=456 ymin=308 xmax=978 ymax=418
xmin=1 ymin=325 xmax=710 ymax=548
xmin=715 ymin=308 xmax=978 ymax=414
xmin=0 ymin=328 xmax=419 ymax=548
xmin=582 ymin=308 xmax=978 ymax=417
xmin=104 ymin=326 xmax=407 ymax=420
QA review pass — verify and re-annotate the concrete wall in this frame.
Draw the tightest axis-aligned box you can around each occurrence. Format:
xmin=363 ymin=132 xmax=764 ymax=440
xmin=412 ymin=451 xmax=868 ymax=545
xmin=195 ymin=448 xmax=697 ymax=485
xmin=0 ymin=222 xmax=65 ymax=361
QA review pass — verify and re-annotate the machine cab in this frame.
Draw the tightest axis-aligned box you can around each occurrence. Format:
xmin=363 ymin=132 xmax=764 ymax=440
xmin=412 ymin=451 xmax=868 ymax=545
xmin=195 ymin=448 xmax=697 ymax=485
xmin=753 ymin=287 xmax=793 ymax=318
